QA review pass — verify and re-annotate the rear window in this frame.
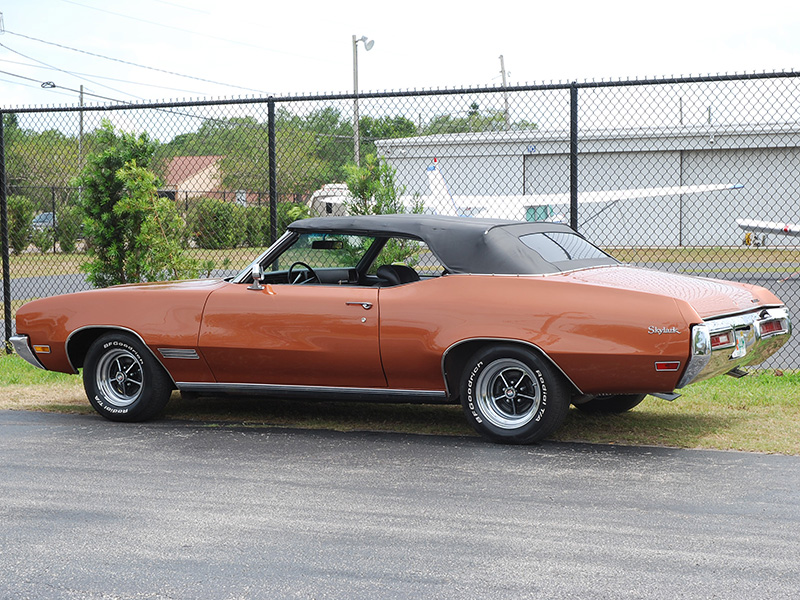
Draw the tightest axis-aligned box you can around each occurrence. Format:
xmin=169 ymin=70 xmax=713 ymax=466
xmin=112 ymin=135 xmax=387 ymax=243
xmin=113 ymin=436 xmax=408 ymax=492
xmin=519 ymin=232 xmax=612 ymax=263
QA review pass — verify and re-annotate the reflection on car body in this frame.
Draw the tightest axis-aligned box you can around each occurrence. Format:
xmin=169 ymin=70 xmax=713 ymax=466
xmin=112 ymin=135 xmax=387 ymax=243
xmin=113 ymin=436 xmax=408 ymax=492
xmin=12 ymin=214 xmax=791 ymax=444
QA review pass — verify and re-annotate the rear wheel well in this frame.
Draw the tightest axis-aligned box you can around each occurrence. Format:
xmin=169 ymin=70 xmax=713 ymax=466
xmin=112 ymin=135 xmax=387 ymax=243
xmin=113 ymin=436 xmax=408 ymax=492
xmin=443 ymin=339 xmax=579 ymax=400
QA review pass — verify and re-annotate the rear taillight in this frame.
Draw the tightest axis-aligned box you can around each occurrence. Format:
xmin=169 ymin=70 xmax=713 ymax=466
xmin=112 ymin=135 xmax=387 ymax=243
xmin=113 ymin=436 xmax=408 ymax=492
xmin=710 ymin=331 xmax=735 ymax=349
xmin=760 ymin=319 xmax=784 ymax=336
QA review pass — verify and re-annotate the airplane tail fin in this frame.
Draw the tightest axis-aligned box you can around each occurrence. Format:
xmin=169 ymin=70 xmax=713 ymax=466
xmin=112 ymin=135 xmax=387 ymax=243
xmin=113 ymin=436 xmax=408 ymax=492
xmin=426 ymin=159 xmax=460 ymax=216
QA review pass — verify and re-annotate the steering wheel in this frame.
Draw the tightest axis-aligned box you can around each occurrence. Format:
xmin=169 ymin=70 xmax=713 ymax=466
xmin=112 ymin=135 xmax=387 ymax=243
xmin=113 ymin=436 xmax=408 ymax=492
xmin=288 ymin=261 xmax=320 ymax=285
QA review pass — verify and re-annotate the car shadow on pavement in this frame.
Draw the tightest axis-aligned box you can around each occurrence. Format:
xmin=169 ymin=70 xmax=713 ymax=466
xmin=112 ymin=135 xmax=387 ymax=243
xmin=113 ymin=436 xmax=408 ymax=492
xmin=555 ymin=406 xmax=736 ymax=449
xmin=162 ymin=392 xmax=736 ymax=449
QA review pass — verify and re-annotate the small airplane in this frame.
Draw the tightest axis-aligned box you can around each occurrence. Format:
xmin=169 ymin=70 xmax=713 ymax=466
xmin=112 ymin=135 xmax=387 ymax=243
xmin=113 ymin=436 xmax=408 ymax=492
xmin=736 ymin=218 xmax=800 ymax=247
xmin=420 ymin=158 xmax=744 ymax=222
xmin=308 ymin=158 xmax=744 ymax=222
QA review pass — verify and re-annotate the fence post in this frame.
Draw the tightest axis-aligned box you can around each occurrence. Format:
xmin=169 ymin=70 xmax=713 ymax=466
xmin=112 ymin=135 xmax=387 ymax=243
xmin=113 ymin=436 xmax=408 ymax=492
xmin=569 ymin=82 xmax=579 ymax=232
xmin=51 ymin=187 xmax=57 ymax=253
xmin=0 ymin=115 xmax=11 ymax=352
xmin=268 ymin=97 xmax=277 ymax=248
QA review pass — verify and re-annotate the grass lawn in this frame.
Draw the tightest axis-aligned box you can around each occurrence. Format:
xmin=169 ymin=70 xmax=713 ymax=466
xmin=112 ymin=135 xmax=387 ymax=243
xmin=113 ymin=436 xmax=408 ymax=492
xmin=607 ymin=246 xmax=800 ymax=265
xmin=1 ymin=353 xmax=797 ymax=455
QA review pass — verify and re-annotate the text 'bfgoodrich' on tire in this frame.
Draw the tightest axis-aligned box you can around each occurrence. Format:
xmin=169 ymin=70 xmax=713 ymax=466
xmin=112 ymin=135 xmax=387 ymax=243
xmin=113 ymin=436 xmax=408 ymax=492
xmin=460 ymin=344 xmax=570 ymax=444
xmin=83 ymin=332 xmax=173 ymax=422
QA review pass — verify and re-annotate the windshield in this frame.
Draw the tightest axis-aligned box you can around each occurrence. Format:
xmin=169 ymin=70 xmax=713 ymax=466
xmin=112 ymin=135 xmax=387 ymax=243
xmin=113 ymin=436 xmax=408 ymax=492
xmin=236 ymin=229 xmax=446 ymax=285
xmin=278 ymin=233 xmax=378 ymax=270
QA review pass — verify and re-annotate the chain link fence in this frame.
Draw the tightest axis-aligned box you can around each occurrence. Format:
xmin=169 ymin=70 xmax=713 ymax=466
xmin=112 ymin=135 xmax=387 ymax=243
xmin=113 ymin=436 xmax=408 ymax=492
xmin=2 ymin=72 xmax=800 ymax=366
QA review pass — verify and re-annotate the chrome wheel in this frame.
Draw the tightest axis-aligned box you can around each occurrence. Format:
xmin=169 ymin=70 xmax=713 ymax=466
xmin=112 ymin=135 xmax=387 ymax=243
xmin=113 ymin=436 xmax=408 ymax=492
xmin=95 ymin=347 xmax=144 ymax=408
xmin=474 ymin=358 xmax=542 ymax=429
xmin=84 ymin=333 xmax=173 ymax=422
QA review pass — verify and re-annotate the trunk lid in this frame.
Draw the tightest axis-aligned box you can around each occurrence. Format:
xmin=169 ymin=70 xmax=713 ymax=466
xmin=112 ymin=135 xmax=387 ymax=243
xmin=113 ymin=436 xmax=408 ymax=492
xmin=555 ymin=265 xmax=776 ymax=319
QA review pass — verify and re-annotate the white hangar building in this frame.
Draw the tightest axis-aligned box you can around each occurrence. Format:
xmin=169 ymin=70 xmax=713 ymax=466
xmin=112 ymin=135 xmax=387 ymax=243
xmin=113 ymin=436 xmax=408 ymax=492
xmin=376 ymin=124 xmax=800 ymax=247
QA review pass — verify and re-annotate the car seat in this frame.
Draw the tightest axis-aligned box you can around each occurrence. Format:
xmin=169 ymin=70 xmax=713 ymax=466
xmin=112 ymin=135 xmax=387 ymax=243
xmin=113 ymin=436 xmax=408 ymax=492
xmin=376 ymin=264 xmax=420 ymax=286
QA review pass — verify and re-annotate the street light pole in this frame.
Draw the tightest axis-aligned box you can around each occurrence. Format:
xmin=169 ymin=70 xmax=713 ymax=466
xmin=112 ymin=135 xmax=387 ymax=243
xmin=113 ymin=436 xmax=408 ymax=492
xmin=352 ymin=34 xmax=374 ymax=167
xmin=499 ymin=55 xmax=510 ymax=130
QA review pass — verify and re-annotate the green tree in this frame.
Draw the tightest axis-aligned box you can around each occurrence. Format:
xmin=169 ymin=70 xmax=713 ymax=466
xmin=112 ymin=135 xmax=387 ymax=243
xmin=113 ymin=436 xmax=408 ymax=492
xmin=344 ymin=154 xmax=422 ymax=268
xmin=358 ymin=115 xmax=417 ymax=164
xmin=76 ymin=120 xmax=197 ymax=286
xmin=5 ymin=125 xmax=83 ymax=193
xmin=155 ymin=109 xmax=420 ymax=201
xmin=56 ymin=205 xmax=83 ymax=254
xmin=344 ymin=154 xmax=410 ymax=215
xmin=302 ymin=107 xmax=354 ymax=182
xmin=219 ymin=124 xmax=331 ymax=197
xmin=422 ymin=102 xmax=536 ymax=134
xmin=32 ymin=228 xmax=54 ymax=253
xmin=114 ymin=162 xmax=200 ymax=282
xmin=188 ymin=197 xmax=242 ymax=250
xmin=7 ymin=195 xmax=34 ymax=254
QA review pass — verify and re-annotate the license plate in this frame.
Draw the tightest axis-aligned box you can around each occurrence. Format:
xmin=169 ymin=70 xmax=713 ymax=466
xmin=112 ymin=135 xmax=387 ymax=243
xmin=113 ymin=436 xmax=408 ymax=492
xmin=731 ymin=329 xmax=748 ymax=359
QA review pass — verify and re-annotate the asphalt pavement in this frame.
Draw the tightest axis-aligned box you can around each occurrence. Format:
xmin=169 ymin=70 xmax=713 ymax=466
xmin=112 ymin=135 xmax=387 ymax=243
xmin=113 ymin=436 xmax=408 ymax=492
xmin=1 ymin=410 xmax=799 ymax=599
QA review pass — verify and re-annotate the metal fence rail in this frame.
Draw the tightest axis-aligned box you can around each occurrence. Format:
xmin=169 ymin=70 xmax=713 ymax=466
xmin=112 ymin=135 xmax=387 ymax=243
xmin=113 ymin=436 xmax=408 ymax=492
xmin=3 ymin=71 xmax=800 ymax=367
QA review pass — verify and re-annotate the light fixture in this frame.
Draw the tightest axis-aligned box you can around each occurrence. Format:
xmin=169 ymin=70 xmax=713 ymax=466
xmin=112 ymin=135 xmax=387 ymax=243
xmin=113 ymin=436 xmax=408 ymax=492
xmin=352 ymin=35 xmax=375 ymax=166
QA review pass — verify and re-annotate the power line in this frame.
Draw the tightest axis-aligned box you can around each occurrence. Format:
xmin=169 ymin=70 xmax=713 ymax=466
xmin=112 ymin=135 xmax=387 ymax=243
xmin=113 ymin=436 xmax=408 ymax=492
xmin=0 ymin=67 xmax=134 ymax=103
xmin=3 ymin=29 xmax=271 ymax=96
xmin=59 ymin=0 xmax=272 ymax=53
xmin=58 ymin=0 xmax=319 ymax=63
xmin=0 ymin=57 xmax=207 ymax=96
xmin=0 ymin=41 xmax=147 ymax=101
xmin=145 ymin=0 xmax=210 ymax=14
xmin=0 ymin=68 xmax=42 ymax=85
xmin=0 ymin=63 xmax=212 ymax=122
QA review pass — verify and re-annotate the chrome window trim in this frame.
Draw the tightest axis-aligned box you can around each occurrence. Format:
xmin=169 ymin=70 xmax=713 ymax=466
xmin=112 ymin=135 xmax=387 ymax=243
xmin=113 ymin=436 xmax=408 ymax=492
xmin=442 ymin=264 xmax=620 ymax=278
xmin=232 ymin=231 xmax=298 ymax=284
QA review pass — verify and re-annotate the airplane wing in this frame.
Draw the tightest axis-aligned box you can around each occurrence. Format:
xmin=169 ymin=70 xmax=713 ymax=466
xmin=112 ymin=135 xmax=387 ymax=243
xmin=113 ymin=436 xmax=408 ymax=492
xmin=442 ymin=183 xmax=744 ymax=208
xmin=526 ymin=183 xmax=744 ymax=205
xmin=420 ymin=161 xmax=743 ymax=217
xmin=736 ymin=218 xmax=800 ymax=237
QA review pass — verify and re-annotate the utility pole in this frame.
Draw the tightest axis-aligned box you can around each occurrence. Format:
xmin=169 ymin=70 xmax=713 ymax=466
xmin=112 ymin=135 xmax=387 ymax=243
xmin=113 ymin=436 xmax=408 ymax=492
xmin=352 ymin=35 xmax=374 ymax=167
xmin=499 ymin=55 xmax=510 ymax=130
xmin=79 ymin=85 xmax=84 ymax=168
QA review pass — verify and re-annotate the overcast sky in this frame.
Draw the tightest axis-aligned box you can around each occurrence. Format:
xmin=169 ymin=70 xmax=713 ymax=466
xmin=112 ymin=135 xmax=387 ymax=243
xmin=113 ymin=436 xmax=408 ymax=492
xmin=1 ymin=0 xmax=800 ymax=109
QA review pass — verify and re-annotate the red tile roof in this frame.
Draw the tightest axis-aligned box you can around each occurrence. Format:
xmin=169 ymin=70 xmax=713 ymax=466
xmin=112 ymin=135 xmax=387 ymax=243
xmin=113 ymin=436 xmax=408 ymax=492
xmin=164 ymin=155 xmax=223 ymax=187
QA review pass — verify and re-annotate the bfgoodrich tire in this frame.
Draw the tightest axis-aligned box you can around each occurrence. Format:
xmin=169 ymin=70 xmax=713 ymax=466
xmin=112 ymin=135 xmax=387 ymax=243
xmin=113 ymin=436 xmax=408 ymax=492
xmin=460 ymin=345 xmax=570 ymax=444
xmin=83 ymin=332 xmax=173 ymax=422
xmin=573 ymin=394 xmax=647 ymax=414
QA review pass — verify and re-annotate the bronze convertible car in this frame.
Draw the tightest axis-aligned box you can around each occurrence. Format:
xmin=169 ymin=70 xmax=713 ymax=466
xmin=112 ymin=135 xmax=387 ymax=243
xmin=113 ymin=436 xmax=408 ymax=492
xmin=12 ymin=214 xmax=792 ymax=444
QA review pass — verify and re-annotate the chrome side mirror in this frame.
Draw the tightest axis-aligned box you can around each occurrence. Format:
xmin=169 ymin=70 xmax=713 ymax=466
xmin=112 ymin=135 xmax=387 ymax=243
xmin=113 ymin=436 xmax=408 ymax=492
xmin=247 ymin=264 xmax=264 ymax=290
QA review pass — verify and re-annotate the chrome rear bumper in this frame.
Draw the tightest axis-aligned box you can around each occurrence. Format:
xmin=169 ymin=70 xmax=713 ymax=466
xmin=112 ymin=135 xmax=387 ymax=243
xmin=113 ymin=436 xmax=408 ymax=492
xmin=677 ymin=306 xmax=791 ymax=388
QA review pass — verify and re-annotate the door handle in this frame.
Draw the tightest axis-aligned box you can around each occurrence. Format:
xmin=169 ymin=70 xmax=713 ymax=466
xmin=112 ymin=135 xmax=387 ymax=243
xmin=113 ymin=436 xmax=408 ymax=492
xmin=345 ymin=301 xmax=373 ymax=310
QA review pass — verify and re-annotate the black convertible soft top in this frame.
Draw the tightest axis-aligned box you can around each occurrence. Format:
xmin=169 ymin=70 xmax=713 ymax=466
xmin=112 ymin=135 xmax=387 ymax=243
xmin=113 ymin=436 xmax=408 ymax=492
xmin=289 ymin=214 xmax=618 ymax=274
